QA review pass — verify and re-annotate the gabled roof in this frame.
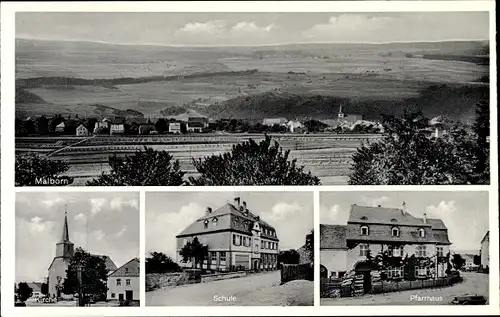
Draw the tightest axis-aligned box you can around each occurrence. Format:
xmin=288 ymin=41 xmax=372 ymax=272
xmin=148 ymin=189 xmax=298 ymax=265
xmin=348 ymin=205 xmax=429 ymax=227
xmin=481 ymin=231 xmax=489 ymax=244
xmin=108 ymin=257 xmax=139 ymax=278
xmin=176 ymin=203 xmax=278 ymax=241
xmin=27 ymin=282 xmax=43 ymax=292
xmin=91 ymin=254 xmax=118 ymax=272
xmin=320 ymin=224 xmax=347 ymax=250
xmin=188 ymin=116 xmax=209 ymax=122
xmin=187 ymin=122 xmax=205 ymax=128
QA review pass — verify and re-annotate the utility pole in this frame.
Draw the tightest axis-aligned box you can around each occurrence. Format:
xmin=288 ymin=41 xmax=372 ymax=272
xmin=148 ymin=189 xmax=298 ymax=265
xmin=77 ymin=262 xmax=84 ymax=307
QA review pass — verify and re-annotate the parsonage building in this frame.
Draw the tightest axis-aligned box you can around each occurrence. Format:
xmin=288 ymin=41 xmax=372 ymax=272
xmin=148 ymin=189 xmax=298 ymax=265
xmin=320 ymin=203 xmax=452 ymax=280
xmin=176 ymin=197 xmax=280 ymax=271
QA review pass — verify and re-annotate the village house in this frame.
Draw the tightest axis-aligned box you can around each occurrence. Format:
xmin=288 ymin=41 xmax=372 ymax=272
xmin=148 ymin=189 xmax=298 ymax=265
xmin=480 ymin=231 xmax=489 ymax=270
xmin=168 ymin=122 xmax=182 ymax=134
xmin=287 ymin=120 xmax=306 ymax=133
xmin=188 ymin=116 xmax=209 ymax=128
xmin=138 ymin=123 xmax=155 ymax=135
xmin=176 ymin=197 xmax=279 ymax=271
xmin=320 ymin=203 xmax=451 ymax=283
xmin=76 ymin=123 xmax=90 ymax=136
xmin=336 ymin=105 xmax=363 ymax=124
xmin=47 ymin=212 xmax=117 ymax=298
xmin=93 ymin=118 xmax=111 ymax=134
xmin=26 ymin=282 xmax=43 ymax=300
xmin=462 ymin=253 xmax=480 ymax=271
xmin=107 ymin=258 xmax=140 ymax=302
xmin=262 ymin=117 xmax=288 ymax=126
xmin=110 ymin=124 xmax=125 ymax=135
xmin=186 ymin=121 xmax=204 ymax=133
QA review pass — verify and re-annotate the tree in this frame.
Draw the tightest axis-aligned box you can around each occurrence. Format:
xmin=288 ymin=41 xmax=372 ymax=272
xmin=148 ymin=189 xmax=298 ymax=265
xmin=86 ymin=147 xmax=185 ymax=186
xmin=179 ymin=237 xmax=209 ymax=269
xmin=16 ymin=154 xmax=73 ymax=186
xmin=16 ymin=282 xmax=33 ymax=303
xmin=278 ymin=249 xmax=300 ymax=265
xmin=473 ymin=254 xmax=481 ymax=266
xmin=451 ymin=254 xmax=466 ymax=270
xmin=41 ymin=283 xmax=48 ymax=296
xmin=35 ymin=116 xmax=49 ymax=134
xmin=472 ymin=98 xmax=490 ymax=183
xmin=349 ymin=110 xmax=484 ymax=185
xmin=146 ymin=252 xmax=181 ymax=273
xmin=62 ymin=248 xmax=108 ymax=301
xmin=305 ymin=230 xmax=314 ymax=263
xmin=190 ymin=136 xmax=321 ymax=185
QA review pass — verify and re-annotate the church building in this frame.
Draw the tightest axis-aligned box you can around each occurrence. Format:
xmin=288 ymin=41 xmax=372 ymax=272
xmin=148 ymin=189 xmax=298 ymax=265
xmin=47 ymin=211 xmax=117 ymax=298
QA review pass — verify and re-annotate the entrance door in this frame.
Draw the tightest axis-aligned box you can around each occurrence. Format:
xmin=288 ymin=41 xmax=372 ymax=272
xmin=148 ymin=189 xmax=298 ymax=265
xmin=320 ymin=265 xmax=328 ymax=279
xmin=253 ymin=260 xmax=259 ymax=271
xmin=126 ymin=290 xmax=133 ymax=301
xmin=118 ymin=293 xmax=124 ymax=301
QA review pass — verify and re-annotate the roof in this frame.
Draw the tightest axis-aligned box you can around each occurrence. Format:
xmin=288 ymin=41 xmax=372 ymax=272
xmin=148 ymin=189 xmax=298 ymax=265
xmin=108 ymin=258 xmax=139 ymax=278
xmin=296 ymin=244 xmax=312 ymax=264
xmin=91 ymin=254 xmax=118 ymax=272
xmin=263 ymin=117 xmax=288 ymax=122
xmin=481 ymin=231 xmax=489 ymax=244
xmin=188 ymin=116 xmax=209 ymax=122
xmin=27 ymin=282 xmax=43 ymax=292
xmin=188 ymin=122 xmax=205 ymax=128
xmin=77 ymin=123 xmax=90 ymax=130
xmin=348 ymin=205 xmax=429 ymax=227
xmin=320 ymin=224 xmax=347 ymax=250
xmin=176 ymin=203 xmax=278 ymax=241
xmin=59 ymin=212 xmax=71 ymax=243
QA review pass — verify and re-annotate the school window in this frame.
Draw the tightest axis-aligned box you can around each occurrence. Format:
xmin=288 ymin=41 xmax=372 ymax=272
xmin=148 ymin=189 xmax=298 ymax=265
xmin=212 ymin=217 xmax=218 ymax=227
xmin=204 ymin=219 xmax=209 ymax=229
xmin=437 ymin=246 xmax=444 ymax=257
xmin=359 ymin=244 xmax=369 ymax=256
xmin=116 ymin=279 xmax=121 ymax=286
xmin=220 ymin=252 xmax=227 ymax=262
xmin=211 ymin=251 xmax=217 ymax=262
xmin=126 ymin=279 xmax=131 ymax=286
xmin=389 ymin=245 xmax=403 ymax=257
xmin=391 ymin=227 xmax=400 ymax=237
xmin=360 ymin=226 xmax=369 ymax=236
xmin=233 ymin=234 xmax=237 ymax=245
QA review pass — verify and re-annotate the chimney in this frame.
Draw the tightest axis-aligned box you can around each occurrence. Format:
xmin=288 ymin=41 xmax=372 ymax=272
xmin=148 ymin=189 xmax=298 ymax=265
xmin=243 ymin=201 xmax=247 ymax=211
xmin=255 ymin=216 xmax=260 ymax=221
xmin=206 ymin=207 xmax=212 ymax=214
xmin=402 ymin=201 xmax=407 ymax=215
xmin=239 ymin=206 xmax=244 ymax=212
xmin=423 ymin=213 xmax=427 ymax=224
xmin=234 ymin=197 xmax=241 ymax=208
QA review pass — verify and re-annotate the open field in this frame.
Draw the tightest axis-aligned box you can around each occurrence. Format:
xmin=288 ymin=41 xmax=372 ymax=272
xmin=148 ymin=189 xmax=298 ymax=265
xmin=16 ymin=39 xmax=489 ymax=120
xmin=15 ymin=133 xmax=381 ymax=185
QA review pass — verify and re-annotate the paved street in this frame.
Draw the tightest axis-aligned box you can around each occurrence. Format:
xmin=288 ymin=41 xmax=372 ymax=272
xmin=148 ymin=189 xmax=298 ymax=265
xmin=321 ymin=272 xmax=489 ymax=306
xmin=25 ymin=300 xmax=120 ymax=307
xmin=146 ymin=271 xmax=313 ymax=306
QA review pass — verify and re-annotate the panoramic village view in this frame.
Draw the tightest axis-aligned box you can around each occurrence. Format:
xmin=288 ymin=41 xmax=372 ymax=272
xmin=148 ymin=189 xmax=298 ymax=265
xmin=14 ymin=192 xmax=140 ymax=307
xmin=14 ymin=12 xmax=490 ymax=186
xmin=145 ymin=192 xmax=313 ymax=306
xmin=319 ymin=191 xmax=490 ymax=305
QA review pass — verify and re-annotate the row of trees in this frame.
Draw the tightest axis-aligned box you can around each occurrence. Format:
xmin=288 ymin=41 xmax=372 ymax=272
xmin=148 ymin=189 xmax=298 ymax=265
xmin=16 ymin=98 xmax=490 ymax=186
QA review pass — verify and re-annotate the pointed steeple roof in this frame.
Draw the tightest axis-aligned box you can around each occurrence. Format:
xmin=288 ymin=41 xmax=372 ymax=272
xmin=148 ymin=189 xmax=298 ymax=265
xmin=60 ymin=209 xmax=71 ymax=243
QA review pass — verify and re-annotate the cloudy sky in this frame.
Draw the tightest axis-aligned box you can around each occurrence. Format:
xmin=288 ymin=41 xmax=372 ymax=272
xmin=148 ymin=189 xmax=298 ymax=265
xmin=16 ymin=12 xmax=489 ymax=46
xmin=146 ymin=191 xmax=313 ymax=259
xmin=320 ymin=191 xmax=489 ymax=253
xmin=16 ymin=192 xmax=140 ymax=283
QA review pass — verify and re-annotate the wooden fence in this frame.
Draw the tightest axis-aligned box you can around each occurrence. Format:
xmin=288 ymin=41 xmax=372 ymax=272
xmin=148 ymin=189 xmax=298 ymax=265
xmin=280 ymin=263 xmax=314 ymax=284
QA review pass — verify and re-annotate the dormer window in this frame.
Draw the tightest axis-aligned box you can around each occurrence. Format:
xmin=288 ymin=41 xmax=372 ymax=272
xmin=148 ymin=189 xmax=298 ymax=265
xmin=390 ymin=218 xmax=397 ymax=223
xmin=360 ymin=225 xmax=369 ymax=236
xmin=203 ymin=219 xmax=209 ymax=229
xmin=391 ymin=227 xmax=400 ymax=237
xmin=212 ymin=217 xmax=218 ymax=227
xmin=360 ymin=216 xmax=368 ymax=221
xmin=418 ymin=228 xmax=426 ymax=238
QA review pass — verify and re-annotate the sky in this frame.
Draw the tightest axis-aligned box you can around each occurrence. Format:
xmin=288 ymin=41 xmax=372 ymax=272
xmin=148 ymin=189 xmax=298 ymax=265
xmin=146 ymin=191 xmax=314 ymax=259
xmin=16 ymin=12 xmax=489 ymax=46
xmin=320 ymin=191 xmax=489 ymax=253
xmin=15 ymin=192 xmax=140 ymax=283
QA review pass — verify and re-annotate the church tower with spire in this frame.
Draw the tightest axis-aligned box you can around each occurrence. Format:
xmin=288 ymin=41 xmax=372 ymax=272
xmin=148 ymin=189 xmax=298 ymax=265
xmin=48 ymin=209 xmax=75 ymax=298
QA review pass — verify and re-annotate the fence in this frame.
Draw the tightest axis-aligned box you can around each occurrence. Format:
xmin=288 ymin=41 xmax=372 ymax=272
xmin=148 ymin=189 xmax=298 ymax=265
xmin=280 ymin=263 xmax=314 ymax=284
xmin=321 ymin=275 xmax=462 ymax=298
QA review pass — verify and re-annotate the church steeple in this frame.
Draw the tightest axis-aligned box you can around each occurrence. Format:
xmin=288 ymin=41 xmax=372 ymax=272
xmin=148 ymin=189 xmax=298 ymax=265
xmin=55 ymin=206 xmax=74 ymax=259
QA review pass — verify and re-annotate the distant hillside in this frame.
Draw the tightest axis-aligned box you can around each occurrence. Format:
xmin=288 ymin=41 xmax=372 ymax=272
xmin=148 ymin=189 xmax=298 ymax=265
xmin=160 ymin=105 xmax=188 ymax=117
xmin=16 ymin=87 xmax=46 ymax=104
xmin=202 ymin=84 xmax=489 ymax=123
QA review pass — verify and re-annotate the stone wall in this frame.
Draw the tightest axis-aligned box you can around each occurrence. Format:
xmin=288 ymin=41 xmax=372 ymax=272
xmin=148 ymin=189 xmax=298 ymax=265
xmin=146 ymin=272 xmax=199 ymax=291
xmin=201 ymin=271 xmax=247 ymax=283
